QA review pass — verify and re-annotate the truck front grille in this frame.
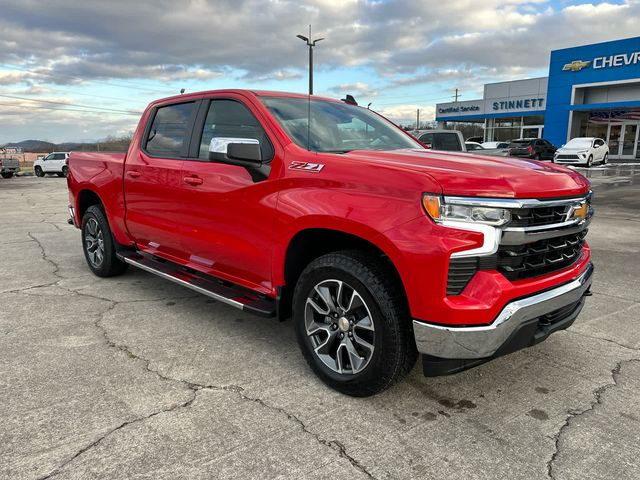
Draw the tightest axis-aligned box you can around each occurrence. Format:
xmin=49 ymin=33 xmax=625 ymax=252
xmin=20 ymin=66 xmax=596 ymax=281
xmin=509 ymin=204 xmax=571 ymax=228
xmin=496 ymin=230 xmax=587 ymax=281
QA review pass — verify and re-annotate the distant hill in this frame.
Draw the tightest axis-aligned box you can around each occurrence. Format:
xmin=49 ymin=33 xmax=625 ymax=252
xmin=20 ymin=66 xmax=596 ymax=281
xmin=2 ymin=135 xmax=132 ymax=153
xmin=3 ymin=140 xmax=57 ymax=152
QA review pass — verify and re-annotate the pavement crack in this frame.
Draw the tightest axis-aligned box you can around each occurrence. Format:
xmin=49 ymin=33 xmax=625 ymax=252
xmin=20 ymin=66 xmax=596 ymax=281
xmin=566 ymin=329 xmax=640 ymax=352
xmin=27 ymin=231 xmax=63 ymax=280
xmin=546 ymin=359 xmax=640 ymax=479
xmin=36 ymin=390 xmax=198 ymax=480
xmin=222 ymin=388 xmax=377 ymax=479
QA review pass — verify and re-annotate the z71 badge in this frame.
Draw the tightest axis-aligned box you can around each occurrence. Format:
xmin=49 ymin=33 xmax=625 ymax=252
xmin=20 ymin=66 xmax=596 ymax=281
xmin=289 ymin=161 xmax=325 ymax=173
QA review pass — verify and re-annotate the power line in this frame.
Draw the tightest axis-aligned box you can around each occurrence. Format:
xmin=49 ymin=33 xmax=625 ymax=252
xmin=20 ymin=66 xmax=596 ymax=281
xmin=0 ymin=102 xmax=140 ymax=116
xmin=0 ymin=93 xmax=142 ymax=114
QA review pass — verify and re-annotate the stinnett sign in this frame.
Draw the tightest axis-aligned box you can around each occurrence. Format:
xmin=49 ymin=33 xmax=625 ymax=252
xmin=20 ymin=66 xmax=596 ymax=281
xmin=436 ymin=95 xmax=546 ymax=119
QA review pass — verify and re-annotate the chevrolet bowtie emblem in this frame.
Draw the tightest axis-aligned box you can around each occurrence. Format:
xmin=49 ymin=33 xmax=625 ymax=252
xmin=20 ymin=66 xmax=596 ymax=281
xmin=563 ymin=60 xmax=591 ymax=72
xmin=568 ymin=202 xmax=588 ymax=221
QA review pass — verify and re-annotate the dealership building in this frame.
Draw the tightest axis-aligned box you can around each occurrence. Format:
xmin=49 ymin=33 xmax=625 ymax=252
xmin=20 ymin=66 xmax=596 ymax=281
xmin=435 ymin=36 xmax=640 ymax=160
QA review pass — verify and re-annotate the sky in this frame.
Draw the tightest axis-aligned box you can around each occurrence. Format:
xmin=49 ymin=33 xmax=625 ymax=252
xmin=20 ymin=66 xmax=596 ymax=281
xmin=0 ymin=0 xmax=638 ymax=143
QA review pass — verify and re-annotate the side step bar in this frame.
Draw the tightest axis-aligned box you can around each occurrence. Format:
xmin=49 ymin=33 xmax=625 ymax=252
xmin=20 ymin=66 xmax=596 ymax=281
xmin=118 ymin=253 xmax=276 ymax=317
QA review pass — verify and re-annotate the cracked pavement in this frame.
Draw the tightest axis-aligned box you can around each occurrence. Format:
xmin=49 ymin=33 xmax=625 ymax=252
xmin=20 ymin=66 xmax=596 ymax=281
xmin=1 ymin=176 xmax=639 ymax=480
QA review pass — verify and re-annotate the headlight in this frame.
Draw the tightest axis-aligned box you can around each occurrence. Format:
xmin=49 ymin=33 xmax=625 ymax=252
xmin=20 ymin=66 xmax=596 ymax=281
xmin=422 ymin=194 xmax=511 ymax=226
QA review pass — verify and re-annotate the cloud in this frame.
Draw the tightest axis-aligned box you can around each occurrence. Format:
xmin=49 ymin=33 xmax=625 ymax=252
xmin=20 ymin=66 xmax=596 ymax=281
xmin=1 ymin=0 xmax=637 ymax=85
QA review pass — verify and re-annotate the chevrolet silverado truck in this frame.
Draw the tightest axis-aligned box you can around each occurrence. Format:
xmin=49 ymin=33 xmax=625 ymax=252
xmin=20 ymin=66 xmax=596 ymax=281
xmin=0 ymin=156 xmax=21 ymax=178
xmin=67 ymin=90 xmax=594 ymax=396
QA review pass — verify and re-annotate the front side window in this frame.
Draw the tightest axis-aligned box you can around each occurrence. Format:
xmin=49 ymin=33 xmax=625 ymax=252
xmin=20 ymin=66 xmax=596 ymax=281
xmin=261 ymin=97 xmax=421 ymax=153
xmin=198 ymin=99 xmax=273 ymax=161
xmin=145 ymin=102 xmax=195 ymax=157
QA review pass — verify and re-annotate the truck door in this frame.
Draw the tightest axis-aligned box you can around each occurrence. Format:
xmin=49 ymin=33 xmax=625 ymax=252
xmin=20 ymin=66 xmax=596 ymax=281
xmin=123 ymin=101 xmax=197 ymax=263
xmin=178 ymin=97 xmax=278 ymax=293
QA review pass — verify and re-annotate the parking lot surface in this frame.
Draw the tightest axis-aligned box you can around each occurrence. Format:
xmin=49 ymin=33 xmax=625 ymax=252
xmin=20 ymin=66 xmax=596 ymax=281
xmin=1 ymin=171 xmax=639 ymax=480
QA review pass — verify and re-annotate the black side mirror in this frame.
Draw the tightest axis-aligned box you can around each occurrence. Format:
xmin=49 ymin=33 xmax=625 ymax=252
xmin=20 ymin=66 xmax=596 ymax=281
xmin=227 ymin=143 xmax=262 ymax=165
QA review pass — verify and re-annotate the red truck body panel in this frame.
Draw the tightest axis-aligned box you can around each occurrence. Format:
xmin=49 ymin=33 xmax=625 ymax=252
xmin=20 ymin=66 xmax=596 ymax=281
xmin=67 ymin=89 xmax=592 ymax=327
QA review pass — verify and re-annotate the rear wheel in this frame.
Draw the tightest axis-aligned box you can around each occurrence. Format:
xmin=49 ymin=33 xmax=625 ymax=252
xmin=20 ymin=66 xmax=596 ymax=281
xmin=603 ymin=153 xmax=608 ymax=165
xmin=81 ymin=205 xmax=128 ymax=277
xmin=293 ymin=251 xmax=417 ymax=397
xmin=62 ymin=166 xmax=68 ymax=177
xmin=533 ymin=154 xmax=541 ymax=161
xmin=34 ymin=166 xmax=44 ymax=177
xmin=1 ymin=172 xmax=14 ymax=179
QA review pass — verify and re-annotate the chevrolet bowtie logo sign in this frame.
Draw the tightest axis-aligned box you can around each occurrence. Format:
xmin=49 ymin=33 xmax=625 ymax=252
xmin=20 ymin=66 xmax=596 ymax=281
xmin=563 ymin=60 xmax=591 ymax=72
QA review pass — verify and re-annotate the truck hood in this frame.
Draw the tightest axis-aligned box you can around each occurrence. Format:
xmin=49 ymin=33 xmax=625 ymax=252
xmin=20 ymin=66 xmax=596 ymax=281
xmin=344 ymin=149 xmax=590 ymax=198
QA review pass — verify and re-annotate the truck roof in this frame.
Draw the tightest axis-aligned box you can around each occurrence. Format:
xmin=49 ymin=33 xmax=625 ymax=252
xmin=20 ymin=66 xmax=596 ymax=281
xmin=150 ymin=89 xmax=342 ymax=106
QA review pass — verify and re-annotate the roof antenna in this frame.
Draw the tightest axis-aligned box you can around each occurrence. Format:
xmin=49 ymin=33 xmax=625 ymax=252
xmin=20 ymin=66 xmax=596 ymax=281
xmin=341 ymin=94 xmax=358 ymax=106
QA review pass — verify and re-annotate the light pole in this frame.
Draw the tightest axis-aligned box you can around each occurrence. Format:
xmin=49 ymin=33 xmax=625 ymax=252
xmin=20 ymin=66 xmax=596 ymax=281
xmin=297 ymin=25 xmax=324 ymax=95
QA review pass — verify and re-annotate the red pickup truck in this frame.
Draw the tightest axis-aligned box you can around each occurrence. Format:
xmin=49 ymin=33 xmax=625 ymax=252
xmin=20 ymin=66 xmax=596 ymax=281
xmin=67 ymin=90 xmax=593 ymax=396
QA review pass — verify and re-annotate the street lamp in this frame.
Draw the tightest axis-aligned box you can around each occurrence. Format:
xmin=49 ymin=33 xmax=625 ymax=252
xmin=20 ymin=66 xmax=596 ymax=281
xmin=297 ymin=25 xmax=324 ymax=95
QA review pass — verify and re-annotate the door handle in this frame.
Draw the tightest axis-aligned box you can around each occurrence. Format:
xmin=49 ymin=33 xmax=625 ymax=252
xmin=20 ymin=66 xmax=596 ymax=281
xmin=183 ymin=176 xmax=203 ymax=186
xmin=127 ymin=170 xmax=142 ymax=178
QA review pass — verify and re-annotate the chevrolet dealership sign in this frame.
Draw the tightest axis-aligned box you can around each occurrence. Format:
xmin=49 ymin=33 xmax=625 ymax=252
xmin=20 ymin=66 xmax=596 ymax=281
xmin=564 ymin=51 xmax=640 ymax=72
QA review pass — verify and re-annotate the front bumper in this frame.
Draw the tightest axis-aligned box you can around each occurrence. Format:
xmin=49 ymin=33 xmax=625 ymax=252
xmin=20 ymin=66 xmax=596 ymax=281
xmin=413 ymin=262 xmax=593 ymax=364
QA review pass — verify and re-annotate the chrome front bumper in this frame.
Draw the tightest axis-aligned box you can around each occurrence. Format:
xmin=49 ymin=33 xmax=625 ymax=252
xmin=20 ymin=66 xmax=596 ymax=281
xmin=413 ymin=262 xmax=593 ymax=359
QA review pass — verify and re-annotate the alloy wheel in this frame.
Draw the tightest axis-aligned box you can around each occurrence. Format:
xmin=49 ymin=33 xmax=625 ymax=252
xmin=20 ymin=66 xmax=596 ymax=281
xmin=84 ymin=218 xmax=105 ymax=268
xmin=304 ymin=279 xmax=375 ymax=375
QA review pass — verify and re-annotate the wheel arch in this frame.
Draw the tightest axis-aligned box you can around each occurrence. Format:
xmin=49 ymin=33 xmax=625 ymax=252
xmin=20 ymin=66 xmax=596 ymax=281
xmin=277 ymin=227 xmax=408 ymax=321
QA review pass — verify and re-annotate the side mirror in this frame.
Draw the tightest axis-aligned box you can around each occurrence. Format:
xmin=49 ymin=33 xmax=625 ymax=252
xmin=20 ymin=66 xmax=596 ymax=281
xmin=209 ymin=137 xmax=262 ymax=168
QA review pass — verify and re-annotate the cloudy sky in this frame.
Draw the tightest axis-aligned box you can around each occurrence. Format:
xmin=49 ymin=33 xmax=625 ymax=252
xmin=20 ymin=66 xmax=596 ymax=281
xmin=0 ymin=0 xmax=638 ymax=143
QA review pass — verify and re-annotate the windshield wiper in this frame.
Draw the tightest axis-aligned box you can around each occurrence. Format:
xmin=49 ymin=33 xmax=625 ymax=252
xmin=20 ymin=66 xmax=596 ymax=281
xmin=317 ymin=149 xmax=353 ymax=154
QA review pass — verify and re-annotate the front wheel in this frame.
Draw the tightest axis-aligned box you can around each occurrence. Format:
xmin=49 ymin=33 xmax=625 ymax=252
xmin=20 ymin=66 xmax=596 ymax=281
xmin=81 ymin=205 xmax=128 ymax=277
xmin=1 ymin=172 xmax=14 ymax=179
xmin=293 ymin=251 xmax=417 ymax=397
xmin=587 ymin=155 xmax=593 ymax=168
xmin=603 ymin=153 xmax=608 ymax=165
xmin=34 ymin=166 xmax=44 ymax=177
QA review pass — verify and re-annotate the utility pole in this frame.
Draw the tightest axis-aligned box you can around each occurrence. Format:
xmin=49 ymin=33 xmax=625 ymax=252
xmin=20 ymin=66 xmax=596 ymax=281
xmin=416 ymin=109 xmax=420 ymax=130
xmin=297 ymin=25 xmax=324 ymax=95
xmin=453 ymin=88 xmax=461 ymax=102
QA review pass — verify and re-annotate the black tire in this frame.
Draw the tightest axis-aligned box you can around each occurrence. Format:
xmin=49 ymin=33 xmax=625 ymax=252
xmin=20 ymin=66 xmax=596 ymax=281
xmin=603 ymin=153 xmax=608 ymax=165
xmin=62 ymin=166 xmax=68 ymax=177
xmin=81 ymin=205 xmax=128 ymax=277
xmin=293 ymin=250 xmax=417 ymax=397
xmin=34 ymin=166 xmax=44 ymax=177
xmin=587 ymin=155 xmax=593 ymax=168
xmin=533 ymin=154 xmax=541 ymax=161
xmin=1 ymin=172 xmax=14 ymax=179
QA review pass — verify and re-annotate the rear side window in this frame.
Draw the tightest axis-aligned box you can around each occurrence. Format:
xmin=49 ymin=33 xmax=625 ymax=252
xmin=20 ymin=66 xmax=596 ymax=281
xmin=145 ymin=102 xmax=195 ymax=157
xmin=434 ymin=133 xmax=462 ymax=151
xmin=198 ymin=99 xmax=273 ymax=161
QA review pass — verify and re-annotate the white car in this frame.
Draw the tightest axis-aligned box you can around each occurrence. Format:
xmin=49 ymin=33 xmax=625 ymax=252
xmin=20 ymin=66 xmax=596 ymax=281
xmin=465 ymin=141 xmax=485 ymax=151
xmin=554 ymin=138 xmax=608 ymax=167
xmin=481 ymin=141 xmax=510 ymax=149
xmin=33 ymin=152 xmax=70 ymax=177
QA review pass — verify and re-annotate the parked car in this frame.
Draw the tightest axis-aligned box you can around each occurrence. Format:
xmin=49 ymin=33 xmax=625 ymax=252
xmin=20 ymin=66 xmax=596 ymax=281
xmin=481 ymin=141 xmax=510 ymax=149
xmin=34 ymin=152 xmax=70 ymax=177
xmin=508 ymin=138 xmax=556 ymax=160
xmin=0 ymin=157 xmax=21 ymax=178
xmin=465 ymin=142 xmax=485 ymax=151
xmin=412 ymin=129 xmax=467 ymax=152
xmin=68 ymin=89 xmax=593 ymax=396
xmin=554 ymin=137 xmax=608 ymax=167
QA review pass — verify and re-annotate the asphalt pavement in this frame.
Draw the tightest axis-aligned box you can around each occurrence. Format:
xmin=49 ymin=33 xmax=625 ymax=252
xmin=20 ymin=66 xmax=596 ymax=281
xmin=1 ymin=171 xmax=639 ymax=480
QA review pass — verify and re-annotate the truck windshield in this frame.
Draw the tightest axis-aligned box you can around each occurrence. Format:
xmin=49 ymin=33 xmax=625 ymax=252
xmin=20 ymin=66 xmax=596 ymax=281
xmin=260 ymin=96 xmax=422 ymax=153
